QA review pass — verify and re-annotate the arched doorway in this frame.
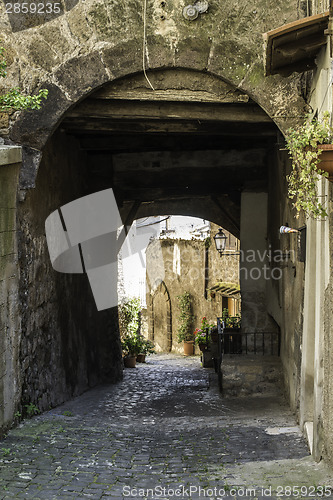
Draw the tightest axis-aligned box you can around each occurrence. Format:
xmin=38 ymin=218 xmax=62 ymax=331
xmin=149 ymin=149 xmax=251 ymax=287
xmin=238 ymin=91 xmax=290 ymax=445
xmin=8 ymin=67 xmax=289 ymax=415
xmin=151 ymin=281 xmax=172 ymax=353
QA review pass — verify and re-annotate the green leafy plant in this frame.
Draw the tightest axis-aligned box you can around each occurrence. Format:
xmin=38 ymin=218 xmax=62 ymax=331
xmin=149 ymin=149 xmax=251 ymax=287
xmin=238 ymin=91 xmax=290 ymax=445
xmin=194 ymin=316 xmax=214 ymax=346
xmin=176 ymin=291 xmax=194 ymax=343
xmin=139 ymin=338 xmax=155 ymax=355
xmin=62 ymin=410 xmax=73 ymax=417
xmin=121 ymin=334 xmax=143 ymax=357
xmin=285 ymin=112 xmax=331 ymax=219
xmin=118 ymin=297 xmax=141 ymax=339
xmin=0 ymin=42 xmax=48 ymax=112
xmin=24 ymin=403 xmax=41 ymax=418
xmin=222 ymin=308 xmax=241 ymax=329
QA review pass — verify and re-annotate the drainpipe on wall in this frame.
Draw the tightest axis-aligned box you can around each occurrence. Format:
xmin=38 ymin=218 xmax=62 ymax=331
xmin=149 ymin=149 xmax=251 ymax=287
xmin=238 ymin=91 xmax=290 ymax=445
xmin=327 ymin=0 xmax=333 ymax=56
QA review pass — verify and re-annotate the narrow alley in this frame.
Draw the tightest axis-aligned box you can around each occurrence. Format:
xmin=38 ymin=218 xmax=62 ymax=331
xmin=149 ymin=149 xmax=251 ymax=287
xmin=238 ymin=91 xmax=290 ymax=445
xmin=0 ymin=355 xmax=331 ymax=499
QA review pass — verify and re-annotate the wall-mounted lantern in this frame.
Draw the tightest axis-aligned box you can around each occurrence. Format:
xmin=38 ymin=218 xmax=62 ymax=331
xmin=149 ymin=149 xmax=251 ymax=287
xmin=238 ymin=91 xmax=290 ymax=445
xmin=214 ymin=228 xmax=241 ymax=257
xmin=213 ymin=228 xmax=227 ymax=255
xmin=279 ymin=224 xmax=306 ymax=263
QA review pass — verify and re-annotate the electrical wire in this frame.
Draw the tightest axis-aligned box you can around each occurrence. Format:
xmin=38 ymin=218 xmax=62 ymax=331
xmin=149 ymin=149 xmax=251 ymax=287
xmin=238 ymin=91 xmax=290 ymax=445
xmin=143 ymin=0 xmax=155 ymax=91
xmin=138 ymin=216 xmax=170 ymax=228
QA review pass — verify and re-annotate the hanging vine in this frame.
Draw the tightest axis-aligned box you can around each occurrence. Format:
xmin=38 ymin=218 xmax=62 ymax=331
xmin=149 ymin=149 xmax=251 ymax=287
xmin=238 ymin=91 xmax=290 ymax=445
xmin=176 ymin=291 xmax=194 ymax=343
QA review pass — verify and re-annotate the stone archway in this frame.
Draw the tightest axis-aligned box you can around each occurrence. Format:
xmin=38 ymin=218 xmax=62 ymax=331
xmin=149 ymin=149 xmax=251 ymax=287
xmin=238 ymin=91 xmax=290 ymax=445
xmin=2 ymin=0 xmax=307 ymax=187
xmin=1 ymin=63 xmax=289 ymax=417
xmin=150 ymin=281 xmax=172 ymax=353
xmin=0 ymin=0 xmax=311 ymax=432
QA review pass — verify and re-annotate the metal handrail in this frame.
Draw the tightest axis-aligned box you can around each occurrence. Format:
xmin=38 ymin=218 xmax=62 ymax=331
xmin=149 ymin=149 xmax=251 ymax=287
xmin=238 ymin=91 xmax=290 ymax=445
xmin=217 ymin=317 xmax=281 ymax=356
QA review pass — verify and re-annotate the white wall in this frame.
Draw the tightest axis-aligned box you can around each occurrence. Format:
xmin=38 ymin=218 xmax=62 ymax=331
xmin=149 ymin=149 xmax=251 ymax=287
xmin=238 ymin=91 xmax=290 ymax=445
xmin=299 ymin=45 xmax=332 ymax=461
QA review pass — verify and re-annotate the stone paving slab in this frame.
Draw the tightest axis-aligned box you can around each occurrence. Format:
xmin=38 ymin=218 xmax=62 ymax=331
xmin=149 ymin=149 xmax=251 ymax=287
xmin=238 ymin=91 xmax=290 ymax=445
xmin=0 ymin=354 xmax=332 ymax=499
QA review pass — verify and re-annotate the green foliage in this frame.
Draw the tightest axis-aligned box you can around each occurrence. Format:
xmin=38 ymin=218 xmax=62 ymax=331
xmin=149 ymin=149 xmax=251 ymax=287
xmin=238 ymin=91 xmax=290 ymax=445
xmin=222 ymin=308 xmax=241 ymax=328
xmin=0 ymin=45 xmax=6 ymax=79
xmin=118 ymin=297 xmax=141 ymax=338
xmin=62 ymin=410 xmax=73 ymax=417
xmin=139 ymin=338 xmax=155 ymax=355
xmin=121 ymin=334 xmax=155 ymax=357
xmin=0 ymin=87 xmax=48 ymax=112
xmin=121 ymin=334 xmax=142 ymax=357
xmin=119 ymin=298 xmax=154 ymax=357
xmin=176 ymin=291 xmax=194 ymax=343
xmin=194 ymin=316 xmax=214 ymax=346
xmin=0 ymin=43 xmax=48 ymax=112
xmin=24 ymin=403 xmax=41 ymax=418
xmin=285 ymin=112 xmax=330 ymax=219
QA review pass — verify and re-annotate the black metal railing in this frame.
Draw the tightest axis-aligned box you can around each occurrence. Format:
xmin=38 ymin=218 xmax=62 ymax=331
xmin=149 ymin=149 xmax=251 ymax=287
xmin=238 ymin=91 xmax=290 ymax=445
xmin=216 ymin=317 xmax=280 ymax=356
xmin=215 ymin=317 xmax=281 ymax=390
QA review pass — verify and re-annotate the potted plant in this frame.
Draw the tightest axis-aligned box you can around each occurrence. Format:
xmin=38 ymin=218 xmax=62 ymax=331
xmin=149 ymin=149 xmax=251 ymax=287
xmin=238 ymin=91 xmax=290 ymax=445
xmin=194 ymin=317 xmax=214 ymax=351
xmin=285 ymin=111 xmax=332 ymax=219
xmin=221 ymin=309 xmax=242 ymax=354
xmin=137 ymin=339 xmax=155 ymax=363
xmin=118 ymin=297 xmax=141 ymax=338
xmin=176 ymin=291 xmax=195 ymax=355
xmin=121 ymin=334 xmax=142 ymax=368
xmin=222 ymin=308 xmax=241 ymax=329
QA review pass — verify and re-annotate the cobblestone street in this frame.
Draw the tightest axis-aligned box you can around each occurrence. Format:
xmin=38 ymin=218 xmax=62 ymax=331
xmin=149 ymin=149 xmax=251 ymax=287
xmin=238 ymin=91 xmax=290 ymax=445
xmin=0 ymin=354 xmax=332 ymax=499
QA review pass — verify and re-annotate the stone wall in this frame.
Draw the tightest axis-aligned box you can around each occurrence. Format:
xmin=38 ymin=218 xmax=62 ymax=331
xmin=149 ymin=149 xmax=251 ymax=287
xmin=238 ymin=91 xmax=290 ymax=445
xmin=221 ymin=356 xmax=283 ymax=397
xmin=16 ymin=131 xmax=123 ymax=415
xmin=0 ymin=0 xmax=306 ymax=168
xmin=0 ymin=146 xmax=22 ymax=432
xmin=146 ymin=235 xmax=239 ymax=353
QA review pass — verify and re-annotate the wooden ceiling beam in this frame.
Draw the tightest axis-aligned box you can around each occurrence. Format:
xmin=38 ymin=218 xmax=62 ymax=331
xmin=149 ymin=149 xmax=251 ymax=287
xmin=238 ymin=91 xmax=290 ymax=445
xmin=64 ymin=100 xmax=272 ymax=123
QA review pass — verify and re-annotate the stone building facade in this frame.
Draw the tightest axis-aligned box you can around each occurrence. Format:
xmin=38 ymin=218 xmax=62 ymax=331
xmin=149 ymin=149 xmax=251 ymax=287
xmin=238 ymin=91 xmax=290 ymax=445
xmin=146 ymin=226 xmax=240 ymax=353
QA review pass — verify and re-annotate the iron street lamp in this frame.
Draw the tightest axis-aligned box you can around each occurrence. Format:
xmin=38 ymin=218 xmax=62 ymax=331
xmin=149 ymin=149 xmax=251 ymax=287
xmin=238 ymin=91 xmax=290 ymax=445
xmin=214 ymin=228 xmax=227 ymax=256
xmin=214 ymin=228 xmax=241 ymax=256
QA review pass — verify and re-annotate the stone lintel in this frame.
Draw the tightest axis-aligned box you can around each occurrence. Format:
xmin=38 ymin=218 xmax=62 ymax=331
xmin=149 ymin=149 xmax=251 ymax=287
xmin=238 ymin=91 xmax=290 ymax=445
xmin=0 ymin=146 xmax=22 ymax=167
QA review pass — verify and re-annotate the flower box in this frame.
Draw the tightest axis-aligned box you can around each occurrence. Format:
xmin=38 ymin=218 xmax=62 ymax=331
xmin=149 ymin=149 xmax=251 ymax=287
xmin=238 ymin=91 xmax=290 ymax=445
xmin=318 ymin=144 xmax=333 ymax=180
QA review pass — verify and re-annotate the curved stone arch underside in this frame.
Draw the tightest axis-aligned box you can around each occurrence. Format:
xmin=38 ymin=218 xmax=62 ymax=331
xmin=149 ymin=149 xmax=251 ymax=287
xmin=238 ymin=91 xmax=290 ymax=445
xmin=149 ymin=279 xmax=172 ymax=353
xmin=8 ymin=43 xmax=306 ymax=188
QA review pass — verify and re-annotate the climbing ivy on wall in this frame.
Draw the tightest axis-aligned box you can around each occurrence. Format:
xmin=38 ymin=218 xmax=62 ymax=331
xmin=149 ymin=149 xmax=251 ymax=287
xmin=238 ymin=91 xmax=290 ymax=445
xmin=0 ymin=44 xmax=48 ymax=112
xmin=176 ymin=291 xmax=194 ymax=343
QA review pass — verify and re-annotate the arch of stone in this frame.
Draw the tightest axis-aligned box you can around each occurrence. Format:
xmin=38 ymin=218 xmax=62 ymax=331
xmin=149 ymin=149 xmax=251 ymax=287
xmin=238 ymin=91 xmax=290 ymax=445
xmin=0 ymin=0 xmax=308 ymax=449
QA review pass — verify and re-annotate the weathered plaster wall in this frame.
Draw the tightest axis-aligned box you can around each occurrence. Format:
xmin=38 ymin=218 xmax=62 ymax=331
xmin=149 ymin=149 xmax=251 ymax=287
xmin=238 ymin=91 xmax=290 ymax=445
xmin=267 ymin=145 xmax=306 ymax=415
xmin=323 ymin=182 xmax=333 ymax=468
xmin=146 ymin=235 xmax=239 ymax=353
xmin=296 ymin=44 xmax=333 ymax=463
xmin=0 ymin=146 xmax=22 ymax=432
xmin=17 ymin=130 xmax=123 ymax=414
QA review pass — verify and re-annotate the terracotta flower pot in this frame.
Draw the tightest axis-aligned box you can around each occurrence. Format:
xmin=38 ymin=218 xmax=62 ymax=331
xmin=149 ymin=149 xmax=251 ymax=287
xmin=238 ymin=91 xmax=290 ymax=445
xmin=183 ymin=341 xmax=194 ymax=356
xmin=318 ymin=144 xmax=333 ymax=180
xmin=123 ymin=356 xmax=136 ymax=368
xmin=136 ymin=354 xmax=146 ymax=363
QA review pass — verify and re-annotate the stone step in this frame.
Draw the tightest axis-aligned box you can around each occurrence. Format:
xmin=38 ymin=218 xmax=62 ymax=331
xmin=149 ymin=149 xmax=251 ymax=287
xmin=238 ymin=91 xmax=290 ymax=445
xmin=221 ymin=355 xmax=283 ymax=397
